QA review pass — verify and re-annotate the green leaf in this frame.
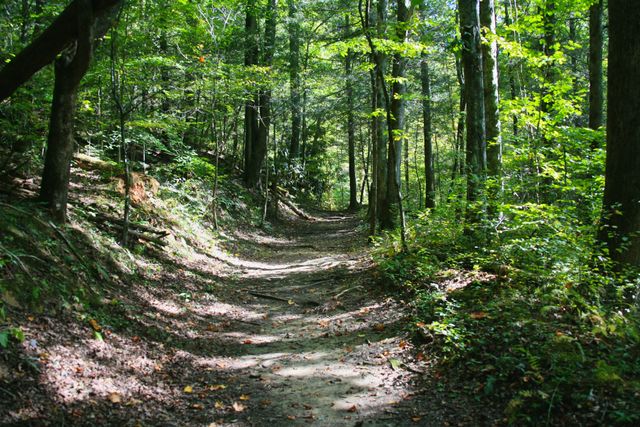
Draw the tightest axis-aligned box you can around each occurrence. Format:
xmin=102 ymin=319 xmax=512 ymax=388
xmin=0 ymin=332 xmax=8 ymax=348
xmin=389 ymin=358 xmax=401 ymax=371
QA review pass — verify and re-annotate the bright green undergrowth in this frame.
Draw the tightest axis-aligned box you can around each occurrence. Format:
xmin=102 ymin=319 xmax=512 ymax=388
xmin=376 ymin=202 xmax=640 ymax=425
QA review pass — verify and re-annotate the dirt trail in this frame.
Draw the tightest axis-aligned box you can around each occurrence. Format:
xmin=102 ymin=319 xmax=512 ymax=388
xmin=203 ymin=211 xmax=426 ymax=426
xmin=2 ymin=211 xmax=481 ymax=426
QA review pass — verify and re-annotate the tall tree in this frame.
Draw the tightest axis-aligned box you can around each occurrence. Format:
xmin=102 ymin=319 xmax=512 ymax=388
xmin=345 ymin=14 xmax=359 ymax=211
xmin=480 ymin=0 xmax=501 ymax=179
xmin=588 ymin=0 xmax=604 ymax=132
xmin=374 ymin=0 xmax=389 ymax=229
xmin=243 ymin=0 xmax=260 ymax=186
xmin=39 ymin=0 xmax=96 ymax=222
xmin=599 ymin=0 xmax=640 ymax=267
xmin=458 ymin=0 xmax=486 ymax=228
xmin=256 ymin=0 xmax=278 ymax=183
xmin=288 ymin=0 xmax=302 ymax=161
xmin=420 ymin=0 xmax=435 ymax=209
xmin=379 ymin=0 xmax=410 ymax=231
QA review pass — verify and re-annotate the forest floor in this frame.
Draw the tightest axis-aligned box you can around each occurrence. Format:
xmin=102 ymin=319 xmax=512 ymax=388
xmin=1 ymin=198 xmax=495 ymax=425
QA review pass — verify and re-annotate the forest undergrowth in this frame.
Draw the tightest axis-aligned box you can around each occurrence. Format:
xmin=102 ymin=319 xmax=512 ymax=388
xmin=376 ymin=202 xmax=640 ymax=425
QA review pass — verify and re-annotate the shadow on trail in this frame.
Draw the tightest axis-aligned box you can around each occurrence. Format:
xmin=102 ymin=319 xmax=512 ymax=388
xmin=1 ymin=209 xmax=488 ymax=426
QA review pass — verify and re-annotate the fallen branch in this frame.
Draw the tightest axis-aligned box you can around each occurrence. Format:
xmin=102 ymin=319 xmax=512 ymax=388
xmin=93 ymin=212 xmax=168 ymax=237
xmin=333 ymin=285 xmax=363 ymax=299
xmin=273 ymin=189 xmax=313 ymax=220
xmin=248 ymin=291 xmax=319 ymax=307
xmin=248 ymin=291 xmax=291 ymax=303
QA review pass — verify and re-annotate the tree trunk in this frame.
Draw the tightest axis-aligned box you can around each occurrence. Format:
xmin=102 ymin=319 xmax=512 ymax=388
xmin=480 ymin=0 xmax=501 ymax=179
xmin=345 ymin=15 xmax=358 ymax=211
xmin=599 ymin=0 xmax=640 ymax=267
xmin=459 ymin=0 xmax=486 ymax=229
xmin=380 ymin=0 xmax=410 ymax=231
xmin=253 ymin=0 xmax=278 ymax=188
xmin=243 ymin=0 xmax=260 ymax=186
xmin=288 ymin=0 xmax=302 ymax=161
xmin=589 ymin=0 xmax=604 ymax=132
xmin=0 ymin=0 xmax=121 ymax=102
xmin=39 ymin=1 xmax=95 ymax=223
xmin=421 ymin=51 xmax=435 ymax=209
xmin=374 ymin=0 xmax=388 ymax=229
xmin=368 ymin=66 xmax=378 ymax=235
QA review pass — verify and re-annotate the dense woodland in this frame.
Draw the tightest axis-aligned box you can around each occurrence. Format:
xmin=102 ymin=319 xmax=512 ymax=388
xmin=1 ymin=0 xmax=640 ymax=425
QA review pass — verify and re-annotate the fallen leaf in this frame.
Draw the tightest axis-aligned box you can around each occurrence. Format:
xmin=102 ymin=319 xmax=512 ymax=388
xmin=373 ymin=323 xmax=385 ymax=332
xmin=239 ymin=394 xmax=250 ymax=401
xmin=318 ymin=320 xmax=330 ymax=328
xmin=412 ymin=416 xmax=422 ymax=422
xmin=232 ymin=402 xmax=246 ymax=412
xmin=214 ymin=401 xmax=225 ymax=409
xmin=126 ymin=398 xmax=143 ymax=406
xmin=192 ymin=403 xmax=204 ymax=410
xmin=209 ymin=384 xmax=227 ymax=391
xmin=470 ymin=311 xmax=488 ymax=320
xmin=183 ymin=385 xmax=194 ymax=393
xmin=89 ymin=319 xmax=102 ymax=332
xmin=416 ymin=352 xmax=425 ymax=362
xmin=347 ymin=405 xmax=357 ymax=413
xmin=288 ymin=299 xmax=295 ymax=305
xmin=243 ymin=339 xmax=253 ymax=345
xmin=399 ymin=340 xmax=408 ymax=349
xmin=108 ymin=392 xmax=122 ymax=404
xmin=287 ymin=415 xmax=296 ymax=420
xmin=415 ymin=322 xmax=426 ymax=328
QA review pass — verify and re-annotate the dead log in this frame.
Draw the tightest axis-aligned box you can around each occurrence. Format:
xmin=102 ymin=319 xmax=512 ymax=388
xmin=273 ymin=189 xmax=312 ymax=220
xmin=93 ymin=212 xmax=168 ymax=237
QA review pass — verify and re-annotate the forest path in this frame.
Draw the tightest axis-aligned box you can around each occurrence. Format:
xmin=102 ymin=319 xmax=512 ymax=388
xmin=199 ymin=211 xmax=428 ymax=426
xmin=3 ymin=211 xmax=481 ymax=426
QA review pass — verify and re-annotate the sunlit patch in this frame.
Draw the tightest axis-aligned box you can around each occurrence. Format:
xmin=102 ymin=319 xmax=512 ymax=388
xmin=144 ymin=294 xmax=183 ymax=315
xmin=220 ymin=332 xmax=282 ymax=344
xmin=42 ymin=341 xmax=167 ymax=404
xmin=191 ymin=301 xmax=266 ymax=322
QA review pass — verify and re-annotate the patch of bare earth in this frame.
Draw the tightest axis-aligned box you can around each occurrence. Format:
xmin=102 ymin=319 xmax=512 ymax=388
xmin=1 ymin=212 xmax=491 ymax=426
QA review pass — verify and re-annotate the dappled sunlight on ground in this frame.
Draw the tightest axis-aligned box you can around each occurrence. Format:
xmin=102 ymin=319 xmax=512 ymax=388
xmin=2 ymin=212 xmax=444 ymax=426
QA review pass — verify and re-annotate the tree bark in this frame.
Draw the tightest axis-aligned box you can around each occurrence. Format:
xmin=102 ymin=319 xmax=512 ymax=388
xmin=39 ymin=1 xmax=95 ymax=223
xmin=345 ymin=15 xmax=358 ymax=211
xmin=459 ymin=0 xmax=486 ymax=229
xmin=380 ymin=0 xmax=410 ymax=230
xmin=0 ymin=0 xmax=121 ymax=102
xmin=252 ymin=0 xmax=278 ymax=188
xmin=374 ymin=0 xmax=388 ymax=229
xmin=599 ymin=0 xmax=640 ymax=267
xmin=288 ymin=0 xmax=302 ymax=161
xmin=589 ymin=0 xmax=604 ymax=132
xmin=421 ymin=58 xmax=436 ymax=209
xmin=420 ymin=0 xmax=435 ymax=209
xmin=480 ymin=0 xmax=501 ymax=179
xmin=243 ymin=0 xmax=260 ymax=186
